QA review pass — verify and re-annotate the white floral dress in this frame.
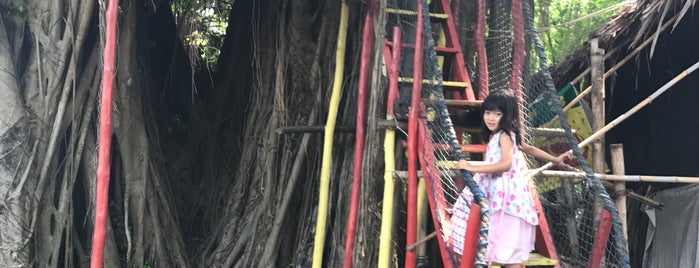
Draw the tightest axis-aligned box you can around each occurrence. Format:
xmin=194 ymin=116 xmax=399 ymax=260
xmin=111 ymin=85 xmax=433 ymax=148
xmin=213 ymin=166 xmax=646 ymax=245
xmin=448 ymin=131 xmax=538 ymax=262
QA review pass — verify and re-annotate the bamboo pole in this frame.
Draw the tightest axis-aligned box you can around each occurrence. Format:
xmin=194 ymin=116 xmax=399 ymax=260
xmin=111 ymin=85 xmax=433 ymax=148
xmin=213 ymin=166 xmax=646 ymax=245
xmin=539 ymin=170 xmax=699 ymax=183
xmin=276 ymin=125 xmax=354 ymax=134
xmin=562 ymin=12 xmax=681 ymax=112
xmin=312 ymin=2 xmax=349 ymax=267
xmin=378 ymin=27 xmax=401 ymax=268
xmin=407 ymin=231 xmax=438 ymax=251
xmin=589 ymin=39 xmax=608 ymax=255
xmin=532 ymin=60 xmax=699 ymax=176
xmin=590 ymin=38 xmax=605 ymax=174
xmin=610 ymin=144 xmax=628 ymax=243
xmin=393 ymin=170 xmax=699 ymax=184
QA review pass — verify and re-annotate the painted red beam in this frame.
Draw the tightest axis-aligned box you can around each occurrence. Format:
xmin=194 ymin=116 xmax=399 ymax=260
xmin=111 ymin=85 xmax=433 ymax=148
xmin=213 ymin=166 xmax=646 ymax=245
xmin=406 ymin=0 xmax=425 ymax=266
xmin=510 ymin=0 xmax=525 ymax=100
xmin=344 ymin=1 xmax=376 ymax=267
xmin=401 ymin=140 xmax=487 ymax=153
xmin=387 ymin=28 xmax=402 ymax=115
xmin=588 ymin=209 xmax=612 ymax=268
xmin=475 ymin=0 xmax=489 ymax=99
xmin=91 ymin=0 xmax=119 ymax=267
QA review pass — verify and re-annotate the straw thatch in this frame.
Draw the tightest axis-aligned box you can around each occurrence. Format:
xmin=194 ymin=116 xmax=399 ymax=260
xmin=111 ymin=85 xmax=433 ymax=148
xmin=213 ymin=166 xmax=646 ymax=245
xmin=550 ymin=0 xmax=698 ymax=88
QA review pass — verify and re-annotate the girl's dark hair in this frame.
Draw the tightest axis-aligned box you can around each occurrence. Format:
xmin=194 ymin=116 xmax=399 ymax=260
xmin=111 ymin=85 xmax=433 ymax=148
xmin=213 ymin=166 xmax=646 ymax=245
xmin=481 ymin=89 xmax=522 ymax=145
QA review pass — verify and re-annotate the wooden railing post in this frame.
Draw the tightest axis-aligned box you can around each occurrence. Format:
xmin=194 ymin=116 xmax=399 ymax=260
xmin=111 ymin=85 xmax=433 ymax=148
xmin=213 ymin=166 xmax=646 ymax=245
xmin=610 ymin=144 xmax=628 ymax=245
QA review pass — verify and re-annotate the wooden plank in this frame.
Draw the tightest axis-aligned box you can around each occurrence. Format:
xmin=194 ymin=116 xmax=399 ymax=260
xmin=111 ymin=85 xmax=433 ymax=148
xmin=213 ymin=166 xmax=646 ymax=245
xmin=386 ymin=8 xmax=448 ymax=20
xmin=398 ymin=77 xmax=469 ymax=89
xmin=385 ymin=41 xmax=459 ymax=55
xmin=443 ymin=99 xmax=483 ymax=108
xmin=489 ymin=253 xmax=558 ymax=267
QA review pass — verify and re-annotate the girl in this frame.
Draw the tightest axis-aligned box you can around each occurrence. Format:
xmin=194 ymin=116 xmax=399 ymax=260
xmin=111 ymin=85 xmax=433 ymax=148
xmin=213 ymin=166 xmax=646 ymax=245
xmin=449 ymin=89 xmax=569 ymax=267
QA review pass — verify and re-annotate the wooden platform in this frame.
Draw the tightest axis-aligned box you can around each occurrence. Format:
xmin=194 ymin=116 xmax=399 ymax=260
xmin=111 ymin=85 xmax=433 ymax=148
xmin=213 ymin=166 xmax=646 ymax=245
xmin=489 ymin=252 xmax=558 ymax=267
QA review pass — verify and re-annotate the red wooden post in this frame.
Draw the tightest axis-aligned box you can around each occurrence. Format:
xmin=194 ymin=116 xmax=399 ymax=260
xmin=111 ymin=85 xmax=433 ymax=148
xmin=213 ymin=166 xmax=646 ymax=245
xmin=588 ymin=209 xmax=612 ymax=268
xmin=460 ymin=203 xmax=482 ymax=268
xmin=406 ymin=0 xmax=426 ymax=266
xmin=344 ymin=1 xmax=376 ymax=266
xmin=91 ymin=0 xmax=119 ymax=267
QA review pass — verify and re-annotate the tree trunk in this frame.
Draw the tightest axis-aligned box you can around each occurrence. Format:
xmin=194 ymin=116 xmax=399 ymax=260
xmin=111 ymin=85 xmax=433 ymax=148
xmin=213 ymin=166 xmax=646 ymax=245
xmin=0 ymin=10 xmax=32 ymax=266
xmin=0 ymin=0 xmax=383 ymax=267
xmin=0 ymin=0 xmax=192 ymax=266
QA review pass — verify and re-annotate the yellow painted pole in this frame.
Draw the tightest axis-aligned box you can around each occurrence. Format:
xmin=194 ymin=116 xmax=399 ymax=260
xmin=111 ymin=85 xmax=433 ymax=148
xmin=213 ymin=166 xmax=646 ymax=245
xmin=437 ymin=29 xmax=446 ymax=68
xmin=378 ymin=117 xmax=396 ymax=268
xmin=416 ymin=177 xmax=427 ymax=259
xmin=379 ymin=25 xmax=402 ymax=268
xmin=312 ymin=2 xmax=349 ymax=267
xmin=416 ymin=178 xmax=427 ymax=238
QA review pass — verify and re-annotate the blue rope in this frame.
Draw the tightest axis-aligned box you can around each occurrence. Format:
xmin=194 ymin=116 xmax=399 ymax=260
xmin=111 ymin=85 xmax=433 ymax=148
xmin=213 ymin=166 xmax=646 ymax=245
xmin=522 ymin=1 xmax=631 ymax=267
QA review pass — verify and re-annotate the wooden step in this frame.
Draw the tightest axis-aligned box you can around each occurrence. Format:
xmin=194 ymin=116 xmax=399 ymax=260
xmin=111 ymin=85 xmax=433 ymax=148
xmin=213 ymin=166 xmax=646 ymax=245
xmin=443 ymin=99 xmax=482 ymax=108
xmin=420 ymin=99 xmax=482 ymax=108
xmin=398 ymin=77 xmax=469 ymax=90
xmin=401 ymin=140 xmax=486 ymax=153
xmin=386 ymin=8 xmax=448 ymax=21
xmin=435 ymin=143 xmax=486 ymax=153
xmin=384 ymin=41 xmax=459 ymax=55
xmin=490 ymin=252 xmax=558 ymax=267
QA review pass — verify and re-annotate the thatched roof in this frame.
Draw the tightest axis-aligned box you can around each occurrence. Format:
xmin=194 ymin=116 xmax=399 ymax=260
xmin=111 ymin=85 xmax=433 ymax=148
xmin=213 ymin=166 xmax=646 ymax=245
xmin=550 ymin=0 xmax=698 ymax=87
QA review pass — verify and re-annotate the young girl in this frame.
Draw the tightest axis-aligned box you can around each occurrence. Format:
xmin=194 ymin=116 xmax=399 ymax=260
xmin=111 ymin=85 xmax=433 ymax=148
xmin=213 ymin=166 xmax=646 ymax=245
xmin=449 ymin=89 xmax=569 ymax=267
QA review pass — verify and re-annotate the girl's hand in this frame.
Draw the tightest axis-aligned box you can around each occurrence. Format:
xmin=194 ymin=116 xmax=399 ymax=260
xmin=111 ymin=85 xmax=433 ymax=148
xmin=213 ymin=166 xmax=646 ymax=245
xmin=457 ymin=159 xmax=471 ymax=170
xmin=553 ymin=151 xmax=572 ymax=166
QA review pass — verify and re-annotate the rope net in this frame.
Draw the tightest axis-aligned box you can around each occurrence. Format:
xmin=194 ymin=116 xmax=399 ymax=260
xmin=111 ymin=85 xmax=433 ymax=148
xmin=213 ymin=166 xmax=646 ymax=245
xmin=385 ymin=0 xmax=631 ymax=267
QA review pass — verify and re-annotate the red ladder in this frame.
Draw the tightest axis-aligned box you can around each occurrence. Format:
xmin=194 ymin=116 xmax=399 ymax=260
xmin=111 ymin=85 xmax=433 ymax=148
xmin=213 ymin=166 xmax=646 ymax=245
xmin=383 ymin=0 xmax=484 ymax=267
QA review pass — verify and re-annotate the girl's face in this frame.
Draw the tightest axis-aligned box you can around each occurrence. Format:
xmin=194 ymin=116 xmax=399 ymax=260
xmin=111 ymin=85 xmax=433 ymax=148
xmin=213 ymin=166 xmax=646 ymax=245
xmin=483 ymin=109 xmax=503 ymax=131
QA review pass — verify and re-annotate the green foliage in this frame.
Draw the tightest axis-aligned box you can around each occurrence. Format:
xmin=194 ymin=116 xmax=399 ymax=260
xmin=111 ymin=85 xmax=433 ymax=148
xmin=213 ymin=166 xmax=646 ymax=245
xmin=171 ymin=0 xmax=231 ymax=68
xmin=535 ymin=0 xmax=628 ymax=65
xmin=0 ymin=2 xmax=26 ymax=26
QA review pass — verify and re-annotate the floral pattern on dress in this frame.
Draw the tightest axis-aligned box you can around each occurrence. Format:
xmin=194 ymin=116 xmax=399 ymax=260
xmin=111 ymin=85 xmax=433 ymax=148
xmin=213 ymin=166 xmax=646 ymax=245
xmin=477 ymin=131 xmax=538 ymax=225
xmin=448 ymin=131 xmax=539 ymax=254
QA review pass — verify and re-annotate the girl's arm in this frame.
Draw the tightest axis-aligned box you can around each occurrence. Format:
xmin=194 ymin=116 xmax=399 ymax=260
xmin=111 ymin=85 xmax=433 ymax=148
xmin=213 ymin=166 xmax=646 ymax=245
xmin=519 ymin=142 xmax=570 ymax=165
xmin=458 ymin=132 xmax=513 ymax=173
